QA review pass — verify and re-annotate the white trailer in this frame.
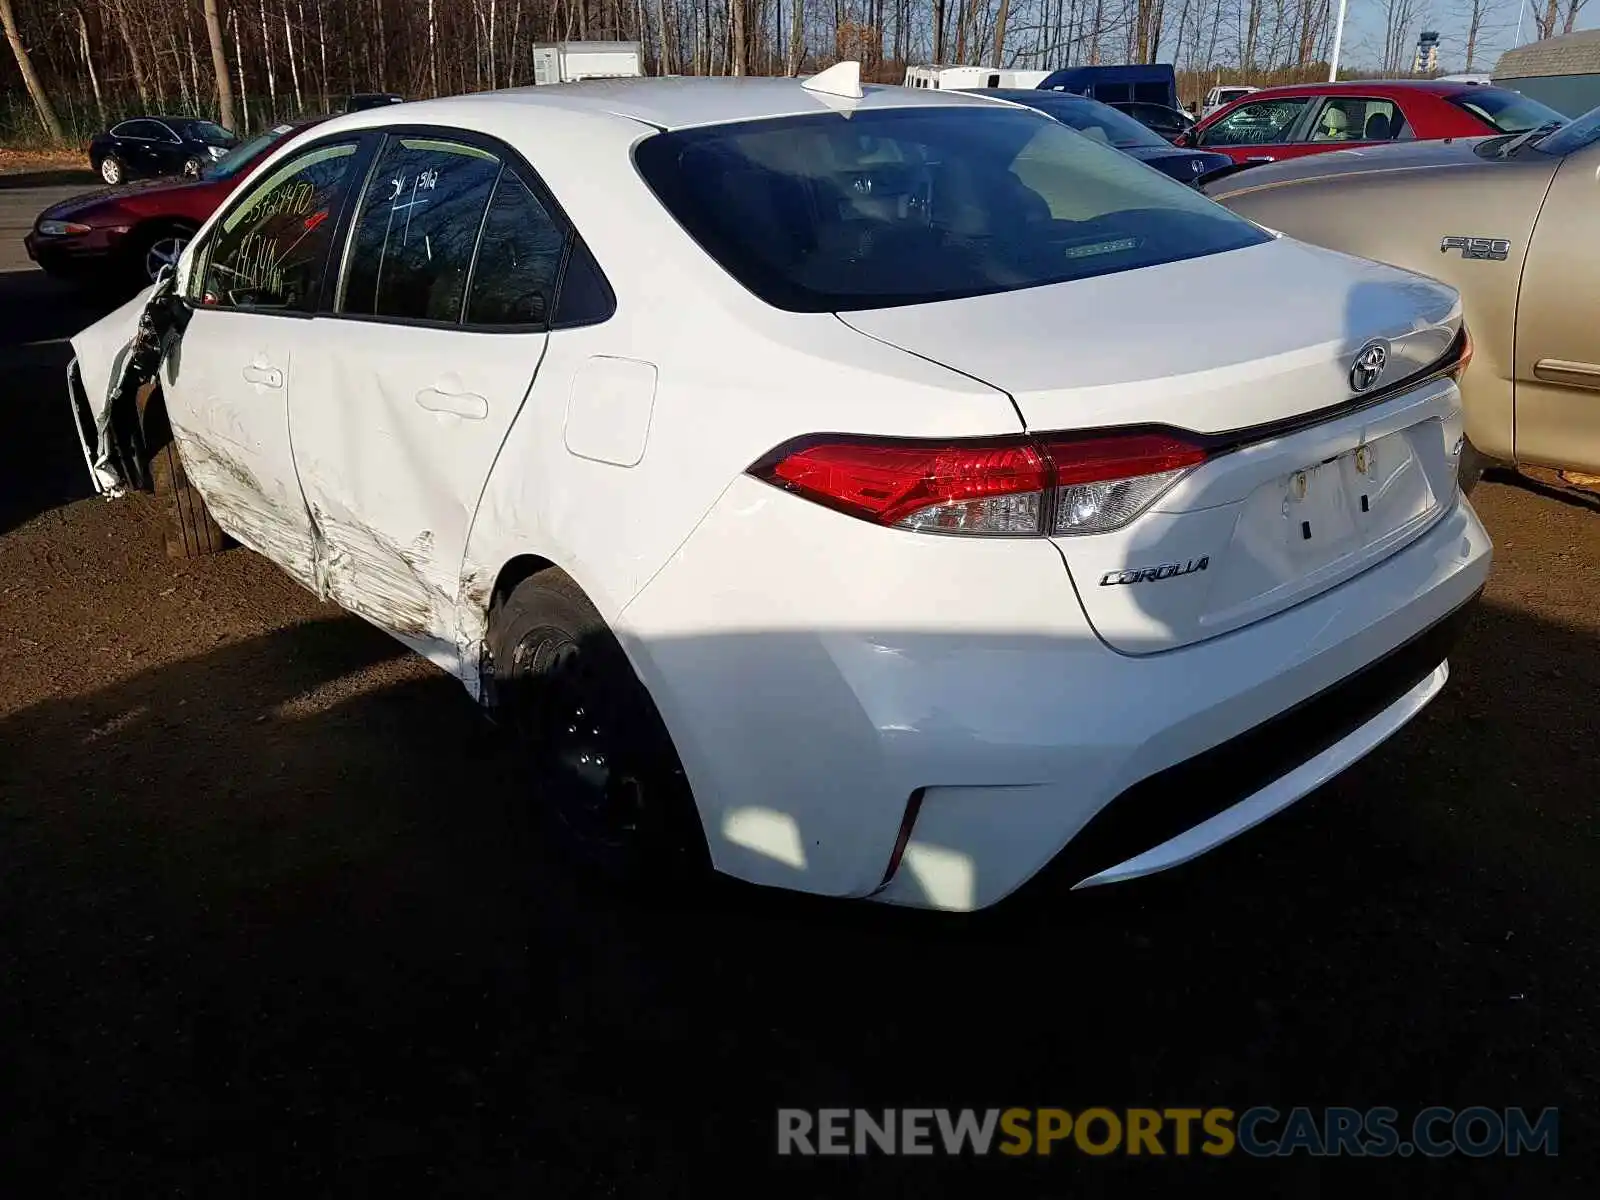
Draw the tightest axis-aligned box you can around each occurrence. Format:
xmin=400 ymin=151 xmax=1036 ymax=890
xmin=531 ymin=41 xmax=643 ymax=85
xmin=903 ymin=65 xmax=1052 ymax=90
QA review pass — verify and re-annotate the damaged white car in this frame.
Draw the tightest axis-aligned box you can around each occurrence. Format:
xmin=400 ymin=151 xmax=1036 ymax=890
xmin=69 ymin=69 xmax=1491 ymax=911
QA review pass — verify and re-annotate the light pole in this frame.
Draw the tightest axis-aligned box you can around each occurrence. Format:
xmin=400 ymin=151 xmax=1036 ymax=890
xmin=1329 ymin=0 xmax=1349 ymax=82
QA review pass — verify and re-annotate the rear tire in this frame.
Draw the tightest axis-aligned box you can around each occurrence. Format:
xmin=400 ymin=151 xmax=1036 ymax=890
xmin=144 ymin=401 xmax=229 ymax=559
xmin=488 ymin=572 xmax=709 ymax=891
xmin=1459 ymin=439 xmax=1487 ymax=497
xmin=98 ymin=154 xmax=124 ymax=185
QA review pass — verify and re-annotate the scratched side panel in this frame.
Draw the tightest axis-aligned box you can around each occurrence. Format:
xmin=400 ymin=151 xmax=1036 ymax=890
xmin=161 ymin=307 xmax=320 ymax=586
xmin=287 ymin=317 xmax=549 ymax=681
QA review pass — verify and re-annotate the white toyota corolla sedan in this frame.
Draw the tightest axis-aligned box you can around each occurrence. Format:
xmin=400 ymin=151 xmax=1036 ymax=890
xmin=68 ymin=66 xmax=1491 ymax=911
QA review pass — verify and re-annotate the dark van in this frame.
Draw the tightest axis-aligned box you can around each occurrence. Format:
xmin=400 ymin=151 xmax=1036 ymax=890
xmin=1036 ymin=64 xmax=1178 ymax=110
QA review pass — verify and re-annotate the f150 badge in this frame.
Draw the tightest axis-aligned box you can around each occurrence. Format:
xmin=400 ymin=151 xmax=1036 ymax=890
xmin=1100 ymin=557 xmax=1209 ymax=586
xmin=1440 ymin=236 xmax=1510 ymax=260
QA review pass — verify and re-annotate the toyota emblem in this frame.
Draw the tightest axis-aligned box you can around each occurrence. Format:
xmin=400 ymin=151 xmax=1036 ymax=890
xmin=1350 ymin=341 xmax=1389 ymax=392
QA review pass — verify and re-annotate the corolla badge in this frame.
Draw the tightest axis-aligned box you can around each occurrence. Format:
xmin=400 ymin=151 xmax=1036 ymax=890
xmin=1350 ymin=341 xmax=1389 ymax=392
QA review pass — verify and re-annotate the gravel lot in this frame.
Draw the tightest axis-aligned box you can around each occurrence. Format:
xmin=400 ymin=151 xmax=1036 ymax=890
xmin=1 ymin=178 xmax=1595 ymax=1195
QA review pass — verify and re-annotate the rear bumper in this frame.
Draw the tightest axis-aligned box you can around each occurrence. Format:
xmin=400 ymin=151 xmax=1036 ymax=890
xmin=1053 ymin=593 xmax=1475 ymax=890
xmin=620 ymin=474 xmax=1492 ymax=911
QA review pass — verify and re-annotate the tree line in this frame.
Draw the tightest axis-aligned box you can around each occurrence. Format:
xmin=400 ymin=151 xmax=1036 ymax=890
xmin=0 ymin=0 xmax=1582 ymax=145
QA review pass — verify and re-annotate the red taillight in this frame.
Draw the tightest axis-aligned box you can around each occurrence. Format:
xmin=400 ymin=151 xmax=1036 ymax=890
xmin=1448 ymin=326 xmax=1474 ymax=382
xmin=752 ymin=430 xmax=1210 ymax=537
xmin=1040 ymin=432 xmax=1211 ymax=486
xmin=760 ymin=440 xmax=1049 ymax=533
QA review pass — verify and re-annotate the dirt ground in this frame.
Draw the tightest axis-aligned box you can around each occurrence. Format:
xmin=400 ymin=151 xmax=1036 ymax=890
xmin=0 ymin=146 xmax=89 ymax=175
xmin=1 ymin=181 xmax=1596 ymax=1195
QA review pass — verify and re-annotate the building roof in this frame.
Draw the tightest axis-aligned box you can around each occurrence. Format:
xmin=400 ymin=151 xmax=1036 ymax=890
xmin=1495 ymin=29 xmax=1600 ymax=79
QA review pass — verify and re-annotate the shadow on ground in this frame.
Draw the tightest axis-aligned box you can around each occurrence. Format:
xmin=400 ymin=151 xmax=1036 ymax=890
xmin=0 ymin=269 xmax=116 ymax=536
xmin=0 ymin=594 xmax=1593 ymax=1193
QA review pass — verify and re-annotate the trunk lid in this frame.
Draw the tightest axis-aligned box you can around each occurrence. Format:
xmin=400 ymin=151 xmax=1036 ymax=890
xmin=839 ymin=238 xmax=1465 ymax=652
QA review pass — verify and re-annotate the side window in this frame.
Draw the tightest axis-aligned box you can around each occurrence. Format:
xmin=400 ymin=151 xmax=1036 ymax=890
xmin=464 ymin=171 xmax=568 ymax=327
xmin=1307 ymin=97 xmax=1405 ymax=143
xmin=119 ymin=120 xmax=162 ymax=140
xmin=1198 ymin=97 xmax=1311 ymax=147
xmin=339 ymin=137 xmax=502 ymax=324
xmin=196 ymin=140 xmax=361 ymax=312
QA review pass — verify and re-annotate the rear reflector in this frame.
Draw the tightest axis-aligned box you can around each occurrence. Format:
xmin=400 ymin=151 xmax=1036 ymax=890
xmin=752 ymin=430 xmax=1210 ymax=537
xmin=1449 ymin=326 xmax=1473 ymax=381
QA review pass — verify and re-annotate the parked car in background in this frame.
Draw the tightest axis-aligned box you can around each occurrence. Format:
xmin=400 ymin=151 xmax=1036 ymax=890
xmin=1179 ymin=81 xmax=1567 ymax=165
xmin=30 ymin=117 xmax=328 ymax=287
xmin=89 ymin=117 xmax=238 ymax=185
xmin=1207 ymin=104 xmax=1600 ymax=490
xmin=980 ymin=89 xmax=1231 ymax=184
xmin=1037 ymin=63 xmax=1179 ymax=109
xmin=66 ymin=71 xmax=1488 ymax=912
xmin=345 ymin=92 xmax=405 ymax=112
xmin=1108 ymin=100 xmax=1195 ymax=141
xmin=1202 ymin=84 xmax=1258 ymax=117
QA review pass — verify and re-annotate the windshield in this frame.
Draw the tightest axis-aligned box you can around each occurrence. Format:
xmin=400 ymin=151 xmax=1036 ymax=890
xmin=178 ymin=119 xmax=235 ymax=144
xmin=1014 ymin=96 xmax=1170 ymax=149
xmin=1451 ymin=88 xmax=1567 ymax=133
xmin=1536 ymin=104 xmax=1600 ymax=155
xmin=634 ymin=107 xmax=1270 ymax=313
xmin=201 ymin=124 xmax=293 ymax=180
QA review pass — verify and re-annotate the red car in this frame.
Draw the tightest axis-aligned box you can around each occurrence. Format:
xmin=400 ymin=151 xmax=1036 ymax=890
xmin=25 ymin=116 xmax=328 ymax=288
xmin=1176 ymin=80 xmax=1567 ymax=166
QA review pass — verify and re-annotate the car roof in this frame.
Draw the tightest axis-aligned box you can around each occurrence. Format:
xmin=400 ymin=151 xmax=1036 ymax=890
xmin=978 ymin=88 xmax=1089 ymax=102
xmin=320 ymin=76 xmax=1009 ymax=134
xmin=1232 ymin=80 xmax=1481 ymax=99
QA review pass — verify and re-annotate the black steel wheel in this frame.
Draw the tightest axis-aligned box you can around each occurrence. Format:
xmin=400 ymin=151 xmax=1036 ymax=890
xmin=489 ymin=572 xmax=708 ymax=888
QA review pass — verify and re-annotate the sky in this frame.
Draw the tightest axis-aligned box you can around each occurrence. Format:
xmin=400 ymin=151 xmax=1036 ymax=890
xmin=1339 ymin=3 xmax=1600 ymax=73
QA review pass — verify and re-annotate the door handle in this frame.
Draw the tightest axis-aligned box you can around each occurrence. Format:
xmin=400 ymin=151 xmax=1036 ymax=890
xmin=415 ymin=386 xmax=488 ymax=420
xmin=242 ymin=363 xmax=283 ymax=388
xmin=1245 ymin=155 xmax=1276 ymax=163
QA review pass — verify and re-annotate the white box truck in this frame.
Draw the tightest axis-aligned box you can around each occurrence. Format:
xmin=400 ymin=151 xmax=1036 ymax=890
xmin=531 ymin=41 xmax=643 ymax=84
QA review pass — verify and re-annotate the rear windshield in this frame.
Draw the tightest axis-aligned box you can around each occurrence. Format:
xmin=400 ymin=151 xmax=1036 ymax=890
xmin=633 ymin=107 xmax=1269 ymax=313
xmin=1451 ymin=88 xmax=1567 ymax=133
xmin=1013 ymin=96 xmax=1169 ymax=149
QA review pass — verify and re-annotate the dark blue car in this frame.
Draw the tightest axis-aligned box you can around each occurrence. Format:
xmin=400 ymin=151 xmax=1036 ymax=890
xmin=978 ymin=90 xmax=1235 ymax=187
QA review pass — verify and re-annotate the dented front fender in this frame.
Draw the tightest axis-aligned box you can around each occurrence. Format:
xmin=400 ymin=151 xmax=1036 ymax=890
xmin=66 ymin=274 xmax=183 ymax=496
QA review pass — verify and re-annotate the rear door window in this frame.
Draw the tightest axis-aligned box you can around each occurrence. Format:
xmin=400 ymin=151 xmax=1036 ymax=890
xmin=1305 ymin=97 xmax=1407 ymax=143
xmin=463 ymin=171 xmax=569 ymax=327
xmin=118 ymin=120 xmax=167 ymax=140
xmin=1197 ymin=97 xmax=1312 ymax=147
xmin=338 ymin=137 xmax=502 ymax=324
xmin=196 ymin=140 xmax=362 ymax=312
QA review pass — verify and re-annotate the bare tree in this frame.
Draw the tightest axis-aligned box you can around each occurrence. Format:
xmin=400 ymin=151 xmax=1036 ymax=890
xmin=1 ymin=0 xmax=62 ymax=138
xmin=203 ymin=0 xmax=237 ymax=128
xmin=1379 ymin=0 xmax=1424 ymax=72
xmin=1456 ymin=0 xmax=1504 ymax=70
